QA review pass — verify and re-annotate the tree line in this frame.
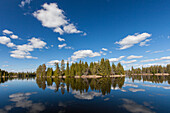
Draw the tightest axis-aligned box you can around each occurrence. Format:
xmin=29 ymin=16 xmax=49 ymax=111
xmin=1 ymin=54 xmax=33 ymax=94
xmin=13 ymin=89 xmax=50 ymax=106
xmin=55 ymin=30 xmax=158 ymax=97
xmin=36 ymin=58 xmax=125 ymax=77
xmin=0 ymin=69 xmax=36 ymax=78
xmin=126 ymin=64 xmax=170 ymax=75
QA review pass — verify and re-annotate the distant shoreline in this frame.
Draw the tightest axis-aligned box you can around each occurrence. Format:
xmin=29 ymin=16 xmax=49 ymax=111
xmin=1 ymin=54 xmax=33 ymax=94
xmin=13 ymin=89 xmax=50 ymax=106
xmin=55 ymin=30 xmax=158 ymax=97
xmin=131 ymin=73 xmax=169 ymax=76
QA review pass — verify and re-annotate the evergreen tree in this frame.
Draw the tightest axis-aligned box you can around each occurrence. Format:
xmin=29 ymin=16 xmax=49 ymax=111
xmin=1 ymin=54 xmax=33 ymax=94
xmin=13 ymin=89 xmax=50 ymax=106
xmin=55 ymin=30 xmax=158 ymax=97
xmin=61 ymin=60 xmax=65 ymax=76
xmin=65 ymin=62 xmax=70 ymax=77
xmin=105 ymin=59 xmax=111 ymax=76
xmin=54 ymin=63 xmax=60 ymax=77
xmin=111 ymin=63 xmax=116 ymax=75
xmin=99 ymin=58 xmax=105 ymax=76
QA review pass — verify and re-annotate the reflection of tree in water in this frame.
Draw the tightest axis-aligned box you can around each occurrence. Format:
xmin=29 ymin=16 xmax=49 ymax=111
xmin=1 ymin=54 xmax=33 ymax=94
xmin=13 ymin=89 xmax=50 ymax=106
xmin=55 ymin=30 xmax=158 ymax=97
xmin=36 ymin=77 xmax=46 ymax=90
xmin=129 ymin=75 xmax=170 ymax=84
xmin=47 ymin=77 xmax=53 ymax=86
xmin=35 ymin=77 xmax=125 ymax=95
xmin=0 ymin=76 xmax=36 ymax=84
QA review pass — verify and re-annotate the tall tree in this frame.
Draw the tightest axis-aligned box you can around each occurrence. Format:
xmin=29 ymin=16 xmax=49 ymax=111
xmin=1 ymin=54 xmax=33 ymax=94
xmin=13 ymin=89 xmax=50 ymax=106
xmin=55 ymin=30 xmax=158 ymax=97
xmin=54 ymin=63 xmax=60 ymax=77
xmin=65 ymin=62 xmax=70 ymax=77
xmin=61 ymin=60 xmax=65 ymax=76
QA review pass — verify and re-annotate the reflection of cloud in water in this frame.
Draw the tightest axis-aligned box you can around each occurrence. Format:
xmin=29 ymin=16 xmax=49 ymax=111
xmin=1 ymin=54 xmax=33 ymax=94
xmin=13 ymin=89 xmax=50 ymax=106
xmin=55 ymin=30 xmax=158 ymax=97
xmin=124 ymin=84 xmax=138 ymax=87
xmin=58 ymin=102 xmax=67 ymax=107
xmin=104 ymin=98 xmax=110 ymax=101
xmin=0 ymin=92 xmax=45 ymax=113
xmin=0 ymin=85 xmax=8 ymax=87
xmin=143 ymin=102 xmax=154 ymax=109
xmin=129 ymin=88 xmax=145 ymax=92
xmin=121 ymin=99 xmax=155 ymax=113
xmin=47 ymin=85 xmax=67 ymax=90
xmin=72 ymin=91 xmax=102 ymax=100
xmin=111 ymin=87 xmax=127 ymax=92
xmin=142 ymin=84 xmax=170 ymax=89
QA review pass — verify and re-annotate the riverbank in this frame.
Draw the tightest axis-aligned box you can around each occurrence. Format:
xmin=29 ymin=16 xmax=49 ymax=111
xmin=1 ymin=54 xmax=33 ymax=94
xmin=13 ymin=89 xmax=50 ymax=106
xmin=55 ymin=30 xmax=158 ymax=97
xmin=132 ymin=73 xmax=169 ymax=76
xmin=51 ymin=75 xmax=126 ymax=78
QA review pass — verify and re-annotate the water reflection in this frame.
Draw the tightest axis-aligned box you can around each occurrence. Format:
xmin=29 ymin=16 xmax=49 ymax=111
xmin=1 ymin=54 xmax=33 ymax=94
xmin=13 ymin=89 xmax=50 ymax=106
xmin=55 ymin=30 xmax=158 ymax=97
xmin=0 ymin=75 xmax=170 ymax=113
xmin=121 ymin=99 xmax=155 ymax=113
xmin=0 ymin=92 xmax=45 ymax=113
xmin=36 ymin=77 xmax=125 ymax=95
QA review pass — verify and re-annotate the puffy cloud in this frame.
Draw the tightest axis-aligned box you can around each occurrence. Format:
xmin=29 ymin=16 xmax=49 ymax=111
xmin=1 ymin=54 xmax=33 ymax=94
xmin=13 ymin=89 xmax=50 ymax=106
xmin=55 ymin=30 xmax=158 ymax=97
xmin=71 ymin=50 xmax=101 ymax=61
xmin=115 ymin=33 xmax=152 ymax=50
xmin=10 ymin=37 xmax=46 ymax=59
xmin=72 ymin=91 xmax=102 ymax=100
xmin=140 ymin=56 xmax=170 ymax=63
xmin=152 ymin=50 xmax=164 ymax=53
xmin=109 ymin=56 xmax=125 ymax=62
xmin=141 ymin=58 xmax=159 ymax=63
xmin=123 ymin=84 xmax=138 ymax=87
xmin=0 ymin=92 xmax=45 ymax=113
xmin=33 ymin=3 xmax=82 ymax=35
xmin=139 ymin=39 xmax=152 ymax=46
xmin=19 ymin=0 xmax=31 ymax=7
xmin=10 ymin=35 xmax=18 ymax=39
xmin=101 ymin=48 xmax=108 ymax=51
xmin=28 ymin=37 xmax=47 ymax=49
xmin=2 ymin=29 xmax=13 ymax=34
xmin=121 ymin=99 xmax=155 ymax=113
xmin=58 ymin=37 xmax=65 ymax=41
xmin=128 ymin=88 xmax=145 ymax=92
xmin=0 ymin=36 xmax=11 ymax=45
xmin=146 ymin=50 xmax=151 ymax=53
xmin=121 ymin=60 xmax=137 ymax=64
xmin=47 ymin=59 xmax=72 ymax=66
xmin=63 ymin=24 xmax=81 ymax=34
xmin=127 ymin=55 xmax=143 ymax=59
xmin=160 ymin=56 xmax=170 ymax=60
xmin=47 ymin=60 xmax=60 ymax=66
xmin=6 ymin=43 xmax=16 ymax=48
xmin=58 ymin=43 xmax=67 ymax=49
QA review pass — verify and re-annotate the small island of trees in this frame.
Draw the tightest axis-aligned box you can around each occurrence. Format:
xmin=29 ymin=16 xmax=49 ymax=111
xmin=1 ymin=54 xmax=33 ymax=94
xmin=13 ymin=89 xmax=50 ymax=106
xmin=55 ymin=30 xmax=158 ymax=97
xmin=36 ymin=58 xmax=125 ymax=78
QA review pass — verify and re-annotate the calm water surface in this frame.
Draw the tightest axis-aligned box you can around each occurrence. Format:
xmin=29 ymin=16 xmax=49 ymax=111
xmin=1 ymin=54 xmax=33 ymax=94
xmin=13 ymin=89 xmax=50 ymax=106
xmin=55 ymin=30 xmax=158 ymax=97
xmin=0 ymin=76 xmax=170 ymax=113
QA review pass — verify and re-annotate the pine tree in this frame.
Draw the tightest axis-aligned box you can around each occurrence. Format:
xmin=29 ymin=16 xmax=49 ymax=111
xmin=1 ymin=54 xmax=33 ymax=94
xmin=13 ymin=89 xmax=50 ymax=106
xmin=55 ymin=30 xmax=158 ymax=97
xmin=111 ymin=63 xmax=116 ymax=75
xmin=167 ymin=64 xmax=170 ymax=74
xmin=61 ymin=60 xmax=65 ymax=76
xmin=42 ymin=64 xmax=46 ymax=76
xmin=105 ymin=59 xmax=111 ymax=76
xmin=65 ymin=62 xmax=70 ymax=77
xmin=99 ymin=58 xmax=105 ymax=76
xmin=54 ymin=63 xmax=60 ymax=77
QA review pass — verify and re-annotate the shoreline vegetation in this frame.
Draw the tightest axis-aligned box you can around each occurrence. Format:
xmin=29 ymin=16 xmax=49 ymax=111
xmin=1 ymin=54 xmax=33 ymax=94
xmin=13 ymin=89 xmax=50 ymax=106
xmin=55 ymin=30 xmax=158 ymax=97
xmin=0 ymin=58 xmax=170 ymax=78
xmin=36 ymin=58 xmax=170 ymax=78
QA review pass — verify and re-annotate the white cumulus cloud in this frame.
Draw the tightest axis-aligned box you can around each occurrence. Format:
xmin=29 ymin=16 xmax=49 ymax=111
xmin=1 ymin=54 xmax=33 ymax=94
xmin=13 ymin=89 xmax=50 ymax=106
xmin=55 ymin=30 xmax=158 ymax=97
xmin=71 ymin=50 xmax=101 ymax=61
xmin=10 ymin=35 xmax=19 ymax=39
xmin=58 ymin=43 xmax=67 ymax=49
xmin=33 ymin=3 xmax=82 ymax=35
xmin=139 ymin=39 xmax=152 ymax=46
xmin=140 ymin=56 xmax=170 ymax=63
xmin=109 ymin=56 xmax=125 ymax=62
xmin=3 ymin=29 xmax=13 ymax=35
xmin=121 ymin=60 xmax=137 ymax=64
xmin=127 ymin=55 xmax=143 ymax=59
xmin=19 ymin=0 xmax=31 ymax=8
xmin=115 ymin=33 xmax=152 ymax=50
xmin=101 ymin=48 xmax=108 ymax=51
xmin=0 ymin=36 xmax=11 ymax=45
xmin=10 ymin=37 xmax=46 ymax=59
xmin=58 ymin=37 xmax=65 ymax=41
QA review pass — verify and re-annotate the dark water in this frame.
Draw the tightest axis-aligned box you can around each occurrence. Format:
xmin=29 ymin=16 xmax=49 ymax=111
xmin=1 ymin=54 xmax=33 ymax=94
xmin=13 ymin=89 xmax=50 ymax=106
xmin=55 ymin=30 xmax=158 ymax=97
xmin=0 ymin=75 xmax=170 ymax=113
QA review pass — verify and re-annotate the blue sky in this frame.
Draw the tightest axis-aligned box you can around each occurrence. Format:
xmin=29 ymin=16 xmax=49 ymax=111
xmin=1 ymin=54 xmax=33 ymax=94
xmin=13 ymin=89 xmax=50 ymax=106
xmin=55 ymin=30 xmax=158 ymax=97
xmin=0 ymin=0 xmax=170 ymax=72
